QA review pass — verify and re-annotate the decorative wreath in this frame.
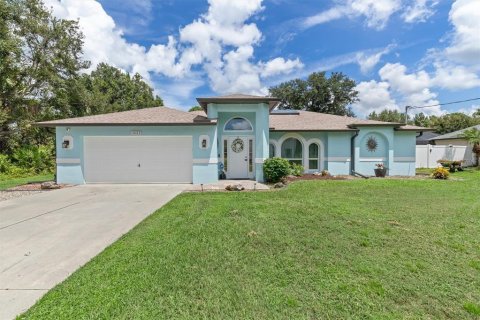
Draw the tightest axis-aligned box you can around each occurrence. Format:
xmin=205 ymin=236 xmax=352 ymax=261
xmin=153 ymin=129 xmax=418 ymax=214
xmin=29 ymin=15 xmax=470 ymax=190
xmin=231 ymin=138 xmax=244 ymax=153
xmin=366 ymin=136 xmax=378 ymax=152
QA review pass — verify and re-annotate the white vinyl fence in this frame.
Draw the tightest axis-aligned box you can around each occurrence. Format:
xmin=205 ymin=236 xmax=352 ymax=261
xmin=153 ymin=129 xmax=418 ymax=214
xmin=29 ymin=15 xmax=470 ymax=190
xmin=416 ymin=144 xmax=473 ymax=168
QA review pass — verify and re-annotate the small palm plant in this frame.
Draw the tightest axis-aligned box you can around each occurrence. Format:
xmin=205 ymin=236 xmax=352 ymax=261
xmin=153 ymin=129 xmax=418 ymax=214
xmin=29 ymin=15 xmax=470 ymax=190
xmin=461 ymin=128 xmax=480 ymax=167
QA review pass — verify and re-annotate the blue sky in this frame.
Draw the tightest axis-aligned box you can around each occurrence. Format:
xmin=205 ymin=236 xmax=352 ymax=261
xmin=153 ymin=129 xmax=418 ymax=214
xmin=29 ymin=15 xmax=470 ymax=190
xmin=45 ymin=0 xmax=480 ymax=117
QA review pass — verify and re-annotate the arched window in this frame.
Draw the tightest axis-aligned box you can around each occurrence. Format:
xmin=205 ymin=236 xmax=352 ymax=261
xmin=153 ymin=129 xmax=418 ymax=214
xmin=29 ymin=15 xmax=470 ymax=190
xmin=269 ymin=143 xmax=276 ymax=158
xmin=281 ymin=138 xmax=303 ymax=165
xmin=308 ymin=143 xmax=319 ymax=170
xmin=224 ymin=117 xmax=252 ymax=131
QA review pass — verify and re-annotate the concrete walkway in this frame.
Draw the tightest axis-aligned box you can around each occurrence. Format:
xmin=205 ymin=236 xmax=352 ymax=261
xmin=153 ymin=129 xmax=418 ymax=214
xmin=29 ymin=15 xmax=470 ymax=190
xmin=187 ymin=180 xmax=270 ymax=191
xmin=0 ymin=184 xmax=187 ymax=320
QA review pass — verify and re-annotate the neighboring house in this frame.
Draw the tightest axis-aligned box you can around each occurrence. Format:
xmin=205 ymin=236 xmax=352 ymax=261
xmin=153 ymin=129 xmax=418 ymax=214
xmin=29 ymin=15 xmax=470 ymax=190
xmin=416 ymin=131 xmax=439 ymax=145
xmin=37 ymin=94 xmax=429 ymax=184
xmin=429 ymin=124 xmax=480 ymax=166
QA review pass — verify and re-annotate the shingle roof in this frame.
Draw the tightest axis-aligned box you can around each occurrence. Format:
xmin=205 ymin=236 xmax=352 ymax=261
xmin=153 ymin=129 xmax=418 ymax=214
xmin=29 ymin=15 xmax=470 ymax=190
xmin=36 ymin=107 xmax=216 ymax=127
xmin=430 ymin=124 xmax=480 ymax=141
xmin=36 ymin=106 xmax=431 ymax=131
xmin=269 ymin=111 xmax=431 ymax=131
xmin=416 ymin=131 xmax=440 ymax=145
xmin=191 ymin=110 xmax=430 ymax=131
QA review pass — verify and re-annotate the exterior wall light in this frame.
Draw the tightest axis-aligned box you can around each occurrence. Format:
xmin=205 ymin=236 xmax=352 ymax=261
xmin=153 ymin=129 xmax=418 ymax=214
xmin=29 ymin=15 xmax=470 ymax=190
xmin=199 ymin=135 xmax=210 ymax=149
xmin=62 ymin=136 xmax=73 ymax=149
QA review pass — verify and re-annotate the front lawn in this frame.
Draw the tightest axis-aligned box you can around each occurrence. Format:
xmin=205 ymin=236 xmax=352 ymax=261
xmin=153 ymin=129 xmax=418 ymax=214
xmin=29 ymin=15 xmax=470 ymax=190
xmin=0 ymin=173 xmax=54 ymax=191
xmin=21 ymin=170 xmax=480 ymax=319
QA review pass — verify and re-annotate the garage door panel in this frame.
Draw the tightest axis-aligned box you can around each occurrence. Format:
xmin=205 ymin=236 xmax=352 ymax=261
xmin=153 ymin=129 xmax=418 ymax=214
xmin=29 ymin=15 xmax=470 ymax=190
xmin=84 ymin=136 xmax=193 ymax=183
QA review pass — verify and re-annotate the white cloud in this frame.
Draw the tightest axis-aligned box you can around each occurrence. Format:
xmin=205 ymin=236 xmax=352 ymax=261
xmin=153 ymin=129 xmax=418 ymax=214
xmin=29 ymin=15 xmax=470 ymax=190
xmin=350 ymin=0 xmax=402 ymax=29
xmin=457 ymin=104 xmax=480 ymax=116
xmin=402 ymin=0 xmax=438 ymax=23
xmin=377 ymin=63 xmax=441 ymax=114
xmin=302 ymin=6 xmax=347 ymax=28
xmin=260 ymin=58 xmax=304 ymax=78
xmin=444 ymin=0 xmax=480 ymax=66
xmin=379 ymin=63 xmax=431 ymax=94
xmin=356 ymin=44 xmax=395 ymax=74
xmin=43 ymin=0 xmax=303 ymax=106
xmin=351 ymin=80 xmax=398 ymax=116
xmin=300 ymin=0 xmax=440 ymax=31
xmin=432 ymin=64 xmax=480 ymax=90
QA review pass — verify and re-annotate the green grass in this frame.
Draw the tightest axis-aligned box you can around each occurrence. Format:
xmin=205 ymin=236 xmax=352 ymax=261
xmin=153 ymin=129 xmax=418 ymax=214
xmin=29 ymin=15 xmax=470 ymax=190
xmin=0 ymin=173 xmax=54 ymax=190
xmin=21 ymin=170 xmax=480 ymax=319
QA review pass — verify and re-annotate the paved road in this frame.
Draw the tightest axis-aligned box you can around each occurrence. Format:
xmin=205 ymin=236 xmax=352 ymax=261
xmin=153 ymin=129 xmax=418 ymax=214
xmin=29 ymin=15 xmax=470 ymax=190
xmin=0 ymin=184 xmax=187 ymax=319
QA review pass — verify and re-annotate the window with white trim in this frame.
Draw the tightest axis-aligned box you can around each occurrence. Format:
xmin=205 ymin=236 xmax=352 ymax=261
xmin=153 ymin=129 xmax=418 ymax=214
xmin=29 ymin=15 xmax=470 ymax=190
xmin=248 ymin=139 xmax=253 ymax=172
xmin=281 ymin=138 xmax=303 ymax=165
xmin=224 ymin=117 xmax=252 ymax=131
xmin=308 ymin=143 xmax=319 ymax=170
xmin=223 ymin=139 xmax=228 ymax=171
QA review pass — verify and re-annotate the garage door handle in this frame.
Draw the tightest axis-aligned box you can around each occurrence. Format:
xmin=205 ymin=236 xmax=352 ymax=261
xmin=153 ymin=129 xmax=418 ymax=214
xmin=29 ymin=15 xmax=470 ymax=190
xmin=138 ymin=163 xmax=141 ymax=167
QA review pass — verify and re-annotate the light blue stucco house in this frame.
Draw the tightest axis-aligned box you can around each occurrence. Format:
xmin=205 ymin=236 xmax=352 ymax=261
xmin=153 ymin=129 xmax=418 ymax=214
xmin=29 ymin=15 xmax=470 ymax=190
xmin=38 ymin=94 xmax=428 ymax=184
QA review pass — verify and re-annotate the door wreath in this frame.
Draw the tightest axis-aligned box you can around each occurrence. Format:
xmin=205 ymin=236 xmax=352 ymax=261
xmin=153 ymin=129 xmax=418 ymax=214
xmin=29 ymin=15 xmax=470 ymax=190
xmin=231 ymin=138 xmax=244 ymax=153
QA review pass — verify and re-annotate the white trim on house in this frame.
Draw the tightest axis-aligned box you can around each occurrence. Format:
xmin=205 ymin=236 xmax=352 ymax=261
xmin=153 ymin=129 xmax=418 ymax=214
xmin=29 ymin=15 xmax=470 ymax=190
xmin=305 ymin=138 xmax=325 ymax=172
xmin=272 ymin=134 xmax=326 ymax=172
xmin=56 ymin=158 xmax=81 ymax=164
xmin=223 ymin=116 xmax=254 ymax=132
xmin=359 ymin=157 xmax=386 ymax=162
xmin=192 ymin=158 xmax=217 ymax=164
xmin=394 ymin=157 xmax=415 ymax=162
xmin=268 ymin=139 xmax=280 ymax=157
xmin=326 ymin=157 xmax=351 ymax=162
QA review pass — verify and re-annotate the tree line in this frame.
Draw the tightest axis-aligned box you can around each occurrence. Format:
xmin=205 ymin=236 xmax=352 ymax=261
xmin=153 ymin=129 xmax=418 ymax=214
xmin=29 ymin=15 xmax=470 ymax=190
xmin=367 ymin=109 xmax=480 ymax=134
xmin=0 ymin=0 xmax=162 ymax=155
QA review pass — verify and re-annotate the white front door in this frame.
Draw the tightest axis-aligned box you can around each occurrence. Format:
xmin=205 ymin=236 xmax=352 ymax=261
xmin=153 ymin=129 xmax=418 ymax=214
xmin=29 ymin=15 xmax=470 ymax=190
xmin=226 ymin=136 xmax=253 ymax=179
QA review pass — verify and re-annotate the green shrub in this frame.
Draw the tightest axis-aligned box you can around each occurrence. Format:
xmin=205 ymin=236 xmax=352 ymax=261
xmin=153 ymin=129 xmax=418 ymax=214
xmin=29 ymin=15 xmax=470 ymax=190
xmin=12 ymin=145 xmax=55 ymax=174
xmin=432 ymin=167 xmax=449 ymax=180
xmin=0 ymin=154 xmax=12 ymax=173
xmin=4 ymin=166 xmax=34 ymax=178
xmin=289 ymin=162 xmax=304 ymax=176
xmin=263 ymin=157 xmax=291 ymax=182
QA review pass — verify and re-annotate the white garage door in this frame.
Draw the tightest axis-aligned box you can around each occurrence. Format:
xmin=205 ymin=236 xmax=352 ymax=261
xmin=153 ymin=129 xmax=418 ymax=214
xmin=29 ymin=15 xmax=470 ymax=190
xmin=84 ymin=136 xmax=193 ymax=183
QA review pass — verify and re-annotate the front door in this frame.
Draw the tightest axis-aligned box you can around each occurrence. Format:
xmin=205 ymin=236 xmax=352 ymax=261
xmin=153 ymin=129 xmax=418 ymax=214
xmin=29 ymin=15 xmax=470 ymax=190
xmin=226 ymin=136 xmax=253 ymax=179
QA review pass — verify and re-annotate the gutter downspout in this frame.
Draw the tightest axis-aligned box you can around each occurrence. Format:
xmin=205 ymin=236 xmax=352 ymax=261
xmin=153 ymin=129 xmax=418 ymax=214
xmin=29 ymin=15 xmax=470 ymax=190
xmin=350 ymin=129 xmax=360 ymax=175
xmin=416 ymin=131 xmax=423 ymax=138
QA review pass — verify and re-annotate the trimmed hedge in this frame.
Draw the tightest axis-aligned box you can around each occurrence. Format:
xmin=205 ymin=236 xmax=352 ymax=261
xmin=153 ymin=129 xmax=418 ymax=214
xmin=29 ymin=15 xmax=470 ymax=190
xmin=263 ymin=157 xmax=291 ymax=183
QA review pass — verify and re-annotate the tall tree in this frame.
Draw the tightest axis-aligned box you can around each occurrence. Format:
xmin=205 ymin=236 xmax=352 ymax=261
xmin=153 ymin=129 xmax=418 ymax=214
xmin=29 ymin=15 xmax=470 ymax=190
xmin=188 ymin=106 xmax=203 ymax=112
xmin=461 ymin=128 xmax=480 ymax=167
xmin=368 ymin=109 xmax=406 ymax=123
xmin=473 ymin=108 xmax=480 ymax=119
xmin=269 ymin=72 xmax=358 ymax=116
xmin=412 ymin=112 xmax=431 ymax=128
xmin=50 ymin=63 xmax=163 ymax=118
xmin=430 ymin=113 xmax=478 ymax=135
xmin=0 ymin=0 xmax=89 ymax=151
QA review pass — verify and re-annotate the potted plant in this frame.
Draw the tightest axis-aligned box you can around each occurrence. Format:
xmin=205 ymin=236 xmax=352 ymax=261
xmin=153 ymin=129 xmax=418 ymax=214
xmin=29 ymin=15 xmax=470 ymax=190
xmin=374 ymin=163 xmax=387 ymax=177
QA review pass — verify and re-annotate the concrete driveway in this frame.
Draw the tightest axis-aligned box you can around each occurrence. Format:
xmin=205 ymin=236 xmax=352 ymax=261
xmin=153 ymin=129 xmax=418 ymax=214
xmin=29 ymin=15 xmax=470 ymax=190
xmin=0 ymin=184 xmax=187 ymax=319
